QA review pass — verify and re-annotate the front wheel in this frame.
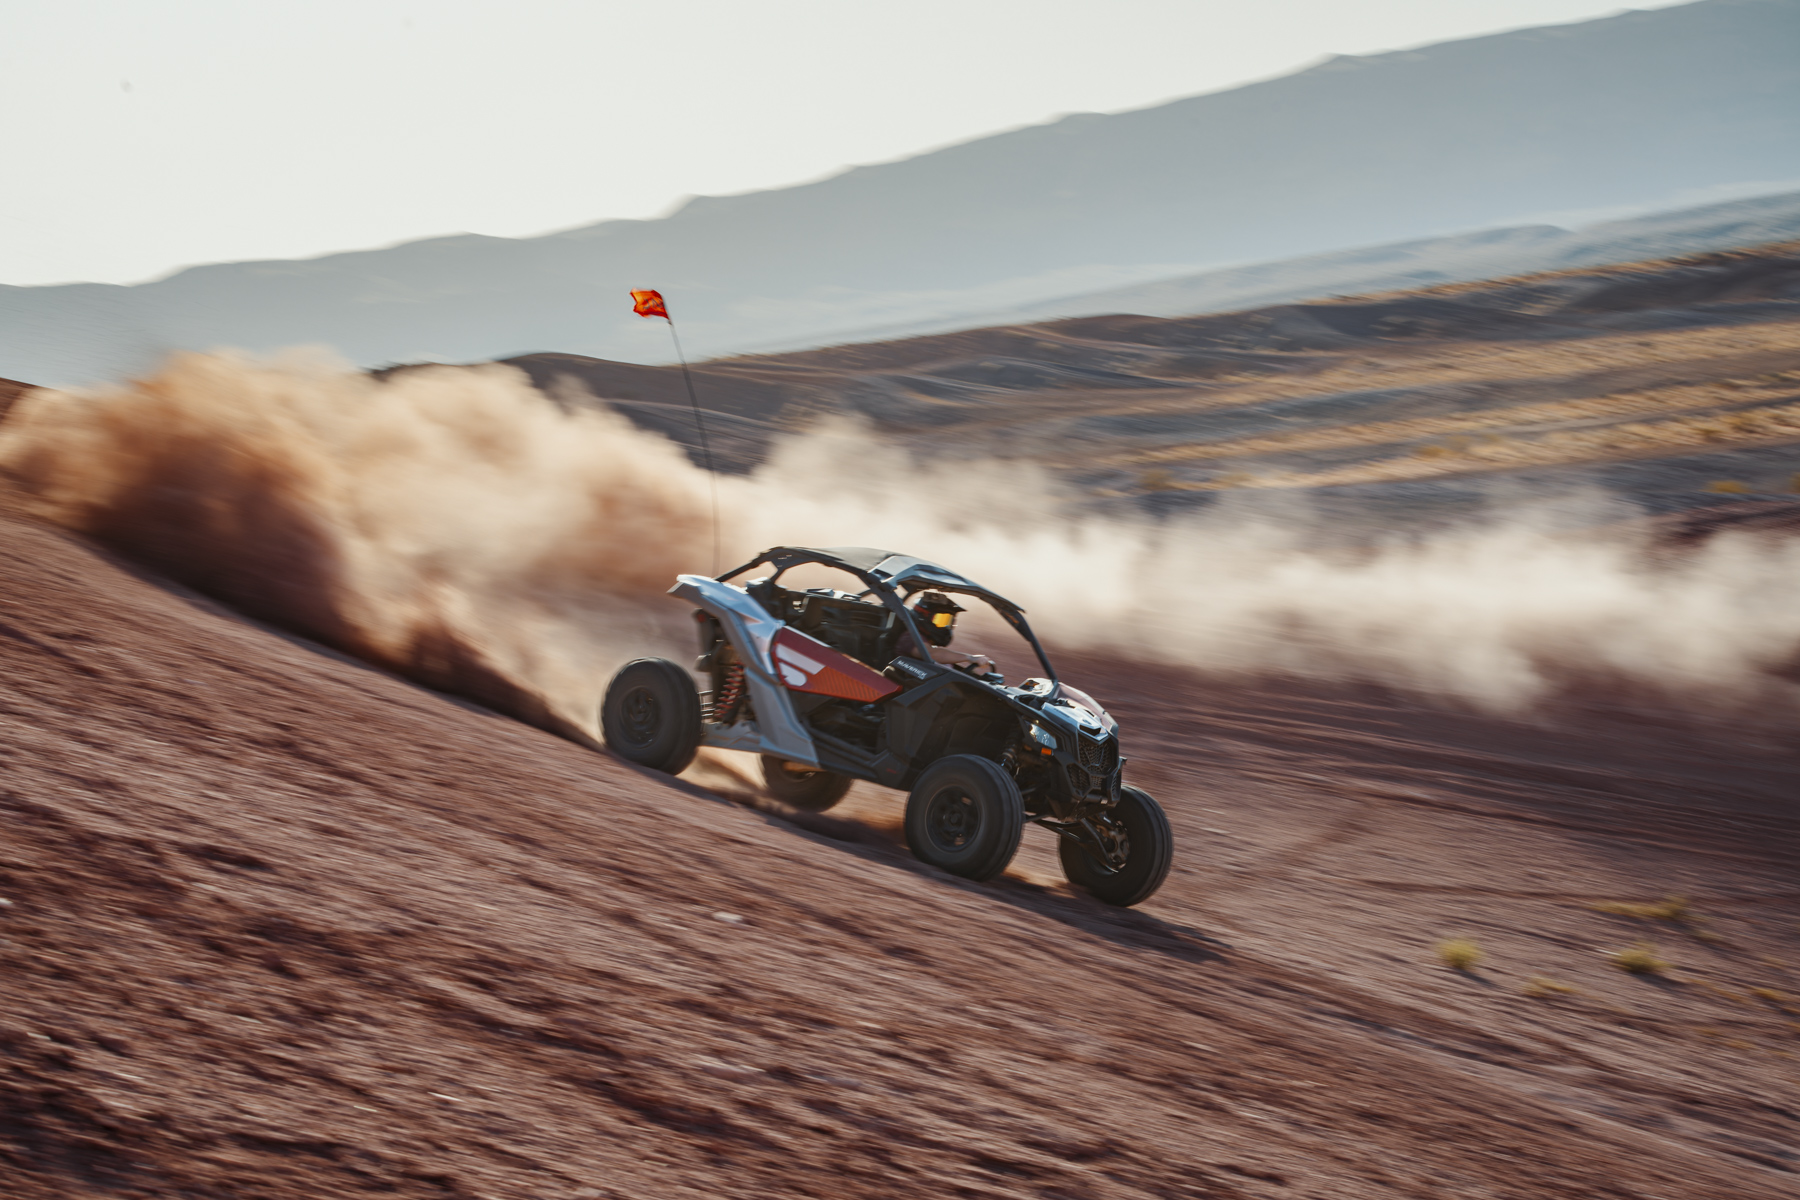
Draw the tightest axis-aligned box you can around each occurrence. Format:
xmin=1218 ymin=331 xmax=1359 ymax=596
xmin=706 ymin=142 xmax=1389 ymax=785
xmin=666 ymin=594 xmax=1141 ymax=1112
xmin=759 ymin=756 xmax=853 ymax=812
xmin=904 ymin=755 xmax=1024 ymax=882
xmin=1058 ymin=786 xmax=1173 ymax=907
xmin=601 ymin=658 xmax=702 ymax=774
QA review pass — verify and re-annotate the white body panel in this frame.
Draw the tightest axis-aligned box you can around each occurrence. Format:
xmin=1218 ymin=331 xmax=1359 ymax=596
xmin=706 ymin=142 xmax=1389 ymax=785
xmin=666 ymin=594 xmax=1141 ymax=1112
xmin=669 ymin=574 xmax=820 ymax=766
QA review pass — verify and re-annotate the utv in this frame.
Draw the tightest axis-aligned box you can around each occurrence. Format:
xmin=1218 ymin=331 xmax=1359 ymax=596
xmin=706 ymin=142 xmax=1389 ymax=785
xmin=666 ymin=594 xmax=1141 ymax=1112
xmin=601 ymin=546 xmax=1172 ymax=906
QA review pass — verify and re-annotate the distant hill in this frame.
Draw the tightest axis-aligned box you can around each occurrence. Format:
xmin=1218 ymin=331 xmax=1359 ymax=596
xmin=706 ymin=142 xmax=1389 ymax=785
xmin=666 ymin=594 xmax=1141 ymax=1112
xmin=500 ymin=239 xmax=1800 ymax=530
xmin=4 ymin=0 xmax=1799 ymax=386
xmin=794 ymin=188 xmax=1800 ymax=348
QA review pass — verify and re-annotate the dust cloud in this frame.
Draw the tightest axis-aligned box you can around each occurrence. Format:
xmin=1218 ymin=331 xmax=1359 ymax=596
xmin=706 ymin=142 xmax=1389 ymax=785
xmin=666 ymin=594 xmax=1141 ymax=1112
xmin=741 ymin=424 xmax=1800 ymax=712
xmin=0 ymin=351 xmax=710 ymax=737
xmin=2 ymin=350 xmax=1797 ymax=730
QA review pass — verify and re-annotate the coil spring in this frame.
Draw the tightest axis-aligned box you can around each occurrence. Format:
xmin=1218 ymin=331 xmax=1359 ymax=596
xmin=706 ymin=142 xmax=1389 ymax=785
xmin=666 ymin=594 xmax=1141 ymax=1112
xmin=711 ymin=663 xmax=745 ymax=722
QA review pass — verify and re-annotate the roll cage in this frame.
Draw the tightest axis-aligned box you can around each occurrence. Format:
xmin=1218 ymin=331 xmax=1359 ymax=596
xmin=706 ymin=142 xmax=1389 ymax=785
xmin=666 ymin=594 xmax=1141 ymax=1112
xmin=716 ymin=545 xmax=1060 ymax=690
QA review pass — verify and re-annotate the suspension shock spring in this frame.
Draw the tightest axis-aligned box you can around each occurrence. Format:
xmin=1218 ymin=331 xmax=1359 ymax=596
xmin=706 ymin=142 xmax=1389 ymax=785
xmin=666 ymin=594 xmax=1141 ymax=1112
xmin=712 ymin=663 xmax=746 ymax=724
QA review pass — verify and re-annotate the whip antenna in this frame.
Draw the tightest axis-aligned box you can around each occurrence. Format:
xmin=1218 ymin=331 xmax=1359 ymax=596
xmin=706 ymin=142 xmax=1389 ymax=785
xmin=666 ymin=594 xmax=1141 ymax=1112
xmin=631 ymin=289 xmax=721 ymax=574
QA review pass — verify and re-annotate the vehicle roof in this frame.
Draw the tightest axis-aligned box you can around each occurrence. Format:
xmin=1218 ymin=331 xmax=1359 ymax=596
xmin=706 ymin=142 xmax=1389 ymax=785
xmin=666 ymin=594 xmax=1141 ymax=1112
xmin=744 ymin=545 xmax=1023 ymax=612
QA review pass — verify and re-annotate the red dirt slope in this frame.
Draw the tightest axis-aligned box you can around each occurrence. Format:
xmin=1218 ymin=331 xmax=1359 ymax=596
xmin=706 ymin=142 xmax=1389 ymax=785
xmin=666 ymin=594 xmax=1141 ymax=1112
xmin=2 ymin=500 xmax=1797 ymax=1198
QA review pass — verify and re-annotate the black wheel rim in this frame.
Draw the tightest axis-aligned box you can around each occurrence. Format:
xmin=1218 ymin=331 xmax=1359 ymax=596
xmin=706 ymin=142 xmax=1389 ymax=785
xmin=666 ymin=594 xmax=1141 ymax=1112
xmin=925 ymin=786 xmax=981 ymax=852
xmin=1086 ymin=816 xmax=1131 ymax=873
xmin=620 ymin=686 xmax=661 ymax=747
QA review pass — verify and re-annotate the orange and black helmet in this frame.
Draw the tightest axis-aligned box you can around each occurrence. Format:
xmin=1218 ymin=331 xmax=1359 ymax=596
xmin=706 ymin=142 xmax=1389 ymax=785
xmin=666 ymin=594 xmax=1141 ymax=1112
xmin=910 ymin=591 xmax=964 ymax=647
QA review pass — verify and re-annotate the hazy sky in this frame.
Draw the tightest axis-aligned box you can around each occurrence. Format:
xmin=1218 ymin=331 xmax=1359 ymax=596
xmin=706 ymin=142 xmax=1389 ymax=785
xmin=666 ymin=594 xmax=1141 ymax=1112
xmin=2 ymin=0 xmax=1695 ymax=287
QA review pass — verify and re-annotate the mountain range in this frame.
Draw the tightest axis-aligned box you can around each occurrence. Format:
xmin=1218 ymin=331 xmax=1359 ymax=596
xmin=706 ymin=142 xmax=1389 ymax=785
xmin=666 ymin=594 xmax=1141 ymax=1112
xmin=4 ymin=0 xmax=1799 ymax=386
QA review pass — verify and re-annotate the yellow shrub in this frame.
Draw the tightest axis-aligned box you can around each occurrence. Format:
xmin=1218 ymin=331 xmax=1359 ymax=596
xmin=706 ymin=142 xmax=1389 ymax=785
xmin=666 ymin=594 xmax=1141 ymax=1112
xmin=1610 ymin=943 xmax=1668 ymax=975
xmin=1436 ymin=939 xmax=1484 ymax=971
xmin=1590 ymin=895 xmax=1691 ymax=922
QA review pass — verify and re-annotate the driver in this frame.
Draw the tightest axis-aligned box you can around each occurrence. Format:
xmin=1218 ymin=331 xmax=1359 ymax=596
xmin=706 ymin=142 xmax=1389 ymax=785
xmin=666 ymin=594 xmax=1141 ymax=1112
xmin=897 ymin=591 xmax=997 ymax=677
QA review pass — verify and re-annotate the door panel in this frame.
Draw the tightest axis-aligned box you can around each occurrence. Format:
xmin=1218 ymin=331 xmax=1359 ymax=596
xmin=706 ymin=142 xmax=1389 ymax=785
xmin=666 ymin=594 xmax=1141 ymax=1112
xmin=772 ymin=628 xmax=902 ymax=704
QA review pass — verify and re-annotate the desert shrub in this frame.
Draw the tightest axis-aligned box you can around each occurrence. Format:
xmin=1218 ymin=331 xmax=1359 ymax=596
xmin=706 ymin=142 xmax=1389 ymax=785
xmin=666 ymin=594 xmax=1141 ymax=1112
xmin=1522 ymin=976 xmax=1578 ymax=997
xmin=1413 ymin=444 xmax=1452 ymax=459
xmin=1704 ymin=479 xmax=1751 ymax=494
xmin=1436 ymin=938 xmax=1484 ymax=970
xmin=1138 ymin=467 xmax=1177 ymax=492
xmin=1590 ymin=895 xmax=1691 ymax=922
xmin=1610 ymin=943 xmax=1668 ymax=975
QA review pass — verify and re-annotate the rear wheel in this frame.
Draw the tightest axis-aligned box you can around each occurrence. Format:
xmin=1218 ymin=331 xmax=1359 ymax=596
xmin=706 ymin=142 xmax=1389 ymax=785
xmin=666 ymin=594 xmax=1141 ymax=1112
xmin=601 ymin=658 xmax=702 ymax=774
xmin=904 ymin=755 xmax=1024 ymax=882
xmin=759 ymin=756 xmax=853 ymax=812
xmin=1058 ymin=786 xmax=1173 ymax=907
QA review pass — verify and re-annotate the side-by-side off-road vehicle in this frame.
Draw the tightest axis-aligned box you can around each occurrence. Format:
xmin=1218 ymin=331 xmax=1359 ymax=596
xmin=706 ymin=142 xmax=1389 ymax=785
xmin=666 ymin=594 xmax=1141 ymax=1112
xmin=601 ymin=546 xmax=1172 ymax=906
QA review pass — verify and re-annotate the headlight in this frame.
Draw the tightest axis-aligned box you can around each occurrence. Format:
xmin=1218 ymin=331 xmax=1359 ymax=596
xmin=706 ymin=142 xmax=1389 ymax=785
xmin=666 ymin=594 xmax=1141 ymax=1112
xmin=1028 ymin=723 xmax=1059 ymax=755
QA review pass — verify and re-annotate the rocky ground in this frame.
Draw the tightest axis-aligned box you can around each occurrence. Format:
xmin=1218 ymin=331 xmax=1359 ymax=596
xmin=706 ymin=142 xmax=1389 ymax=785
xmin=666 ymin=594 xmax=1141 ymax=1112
xmin=2 ymin=490 xmax=1796 ymax=1198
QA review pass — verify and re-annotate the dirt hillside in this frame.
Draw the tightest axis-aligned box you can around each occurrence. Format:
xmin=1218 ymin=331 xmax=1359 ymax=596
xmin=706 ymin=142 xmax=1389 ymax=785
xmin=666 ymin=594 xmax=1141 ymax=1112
xmin=2 ymin=490 xmax=1796 ymax=1198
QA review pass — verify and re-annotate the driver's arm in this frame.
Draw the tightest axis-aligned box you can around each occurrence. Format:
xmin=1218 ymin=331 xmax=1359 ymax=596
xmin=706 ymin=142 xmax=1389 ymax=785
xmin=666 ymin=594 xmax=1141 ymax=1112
xmin=926 ymin=644 xmax=995 ymax=674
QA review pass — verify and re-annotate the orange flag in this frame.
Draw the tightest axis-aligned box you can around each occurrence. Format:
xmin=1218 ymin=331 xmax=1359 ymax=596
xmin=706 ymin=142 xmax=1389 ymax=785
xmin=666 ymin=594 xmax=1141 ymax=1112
xmin=630 ymin=289 xmax=669 ymax=320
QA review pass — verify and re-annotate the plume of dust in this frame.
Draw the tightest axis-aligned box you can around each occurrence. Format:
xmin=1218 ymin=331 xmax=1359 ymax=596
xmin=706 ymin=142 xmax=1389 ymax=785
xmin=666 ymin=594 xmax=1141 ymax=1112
xmin=735 ymin=423 xmax=1800 ymax=712
xmin=0 ymin=350 xmax=715 ymax=738
xmin=2 ymin=350 xmax=1798 ymax=740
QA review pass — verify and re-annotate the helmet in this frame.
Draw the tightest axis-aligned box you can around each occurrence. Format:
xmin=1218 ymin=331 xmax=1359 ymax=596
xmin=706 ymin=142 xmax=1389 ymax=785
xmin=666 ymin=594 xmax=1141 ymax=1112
xmin=910 ymin=591 xmax=964 ymax=647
